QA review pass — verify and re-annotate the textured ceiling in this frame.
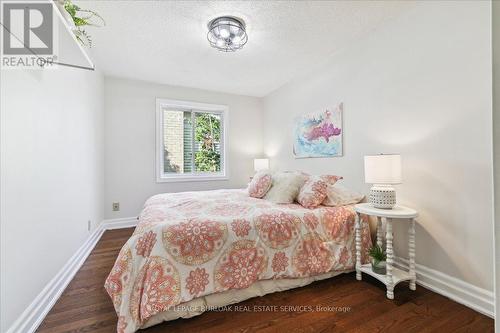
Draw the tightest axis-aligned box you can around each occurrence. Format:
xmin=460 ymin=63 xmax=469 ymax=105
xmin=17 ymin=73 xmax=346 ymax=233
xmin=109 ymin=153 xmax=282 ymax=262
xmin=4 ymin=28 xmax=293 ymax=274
xmin=83 ymin=1 xmax=414 ymax=97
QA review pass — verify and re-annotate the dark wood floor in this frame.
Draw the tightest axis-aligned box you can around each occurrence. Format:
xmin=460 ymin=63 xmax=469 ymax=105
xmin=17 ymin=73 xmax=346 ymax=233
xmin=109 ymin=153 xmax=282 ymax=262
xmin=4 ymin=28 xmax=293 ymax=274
xmin=37 ymin=228 xmax=494 ymax=333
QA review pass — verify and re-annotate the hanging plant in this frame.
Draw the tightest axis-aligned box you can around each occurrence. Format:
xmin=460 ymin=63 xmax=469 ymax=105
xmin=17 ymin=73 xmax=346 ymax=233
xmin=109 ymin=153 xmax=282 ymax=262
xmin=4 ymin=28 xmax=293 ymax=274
xmin=62 ymin=0 xmax=105 ymax=47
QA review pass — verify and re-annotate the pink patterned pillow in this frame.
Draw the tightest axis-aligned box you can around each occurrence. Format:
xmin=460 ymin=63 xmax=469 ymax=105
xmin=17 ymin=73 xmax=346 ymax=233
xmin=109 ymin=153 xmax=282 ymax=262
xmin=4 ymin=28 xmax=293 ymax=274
xmin=248 ymin=172 xmax=273 ymax=198
xmin=320 ymin=175 xmax=343 ymax=184
xmin=297 ymin=176 xmax=328 ymax=209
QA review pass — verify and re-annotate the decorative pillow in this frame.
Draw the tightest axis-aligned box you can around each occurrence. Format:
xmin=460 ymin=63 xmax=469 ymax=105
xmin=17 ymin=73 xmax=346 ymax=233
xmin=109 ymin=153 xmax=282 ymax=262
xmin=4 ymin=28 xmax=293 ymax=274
xmin=297 ymin=176 xmax=328 ymax=209
xmin=320 ymin=174 xmax=343 ymax=184
xmin=263 ymin=172 xmax=308 ymax=204
xmin=323 ymin=183 xmax=365 ymax=207
xmin=248 ymin=172 xmax=273 ymax=198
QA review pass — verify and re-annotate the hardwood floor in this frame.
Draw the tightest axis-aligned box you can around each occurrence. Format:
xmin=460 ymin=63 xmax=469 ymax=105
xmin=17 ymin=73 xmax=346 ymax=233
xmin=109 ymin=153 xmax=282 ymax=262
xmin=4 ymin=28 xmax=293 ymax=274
xmin=37 ymin=228 xmax=494 ymax=333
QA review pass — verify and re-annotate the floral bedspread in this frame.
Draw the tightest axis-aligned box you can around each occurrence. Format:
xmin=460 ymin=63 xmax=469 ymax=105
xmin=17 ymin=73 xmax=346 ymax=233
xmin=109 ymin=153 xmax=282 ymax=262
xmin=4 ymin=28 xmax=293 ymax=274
xmin=105 ymin=189 xmax=372 ymax=333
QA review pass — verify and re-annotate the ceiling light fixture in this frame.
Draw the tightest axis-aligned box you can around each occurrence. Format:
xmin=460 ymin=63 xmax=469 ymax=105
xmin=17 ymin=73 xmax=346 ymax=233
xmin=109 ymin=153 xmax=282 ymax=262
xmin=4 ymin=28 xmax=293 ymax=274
xmin=207 ymin=16 xmax=248 ymax=52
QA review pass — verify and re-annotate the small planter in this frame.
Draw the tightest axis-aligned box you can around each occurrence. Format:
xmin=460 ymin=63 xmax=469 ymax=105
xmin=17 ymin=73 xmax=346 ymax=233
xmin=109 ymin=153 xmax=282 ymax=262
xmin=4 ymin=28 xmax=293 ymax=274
xmin=372 ymin=260 xmax=386 ymax=275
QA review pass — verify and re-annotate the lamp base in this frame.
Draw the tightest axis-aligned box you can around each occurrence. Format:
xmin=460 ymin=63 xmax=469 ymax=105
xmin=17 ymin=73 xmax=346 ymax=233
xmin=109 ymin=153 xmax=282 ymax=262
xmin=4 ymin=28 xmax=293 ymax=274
xmin=369 ymin=185 xmax=396 ymax=209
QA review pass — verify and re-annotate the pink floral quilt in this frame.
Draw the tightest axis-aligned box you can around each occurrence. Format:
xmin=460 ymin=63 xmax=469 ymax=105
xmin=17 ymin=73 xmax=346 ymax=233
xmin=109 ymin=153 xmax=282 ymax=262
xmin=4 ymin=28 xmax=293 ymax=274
xmin=105 ymin=189 xmax=372 ymax=333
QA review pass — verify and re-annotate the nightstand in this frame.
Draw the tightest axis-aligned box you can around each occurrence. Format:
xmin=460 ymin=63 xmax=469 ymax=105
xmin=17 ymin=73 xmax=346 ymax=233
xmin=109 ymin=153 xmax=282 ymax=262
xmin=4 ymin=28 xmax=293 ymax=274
xmin=354 ymin=203 xmax=418 ymax=299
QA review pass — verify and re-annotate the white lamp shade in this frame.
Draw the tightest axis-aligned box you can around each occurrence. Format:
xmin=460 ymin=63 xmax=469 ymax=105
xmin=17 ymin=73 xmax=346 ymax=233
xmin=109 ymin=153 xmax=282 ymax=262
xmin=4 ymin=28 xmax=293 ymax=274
xmin=254 ymin=158 xmax=269 ymax=172
xmin=364 ymin=154 xmax=402 ymax=184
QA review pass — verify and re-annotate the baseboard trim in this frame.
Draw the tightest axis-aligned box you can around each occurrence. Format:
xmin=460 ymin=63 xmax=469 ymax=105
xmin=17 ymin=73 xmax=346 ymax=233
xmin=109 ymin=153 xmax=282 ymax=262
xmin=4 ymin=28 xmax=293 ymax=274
xmin=101 ymin=216 xmax=138 ymax=230
xmin=395 ymin=257 xmax=495 ymax=318
xmin=6 ymin=218 xmax=494 ymax=333
xmin=6 ymin=224 xmax=105 ymax=333
xmin=6 ymin=217 xmax=138 ymax=333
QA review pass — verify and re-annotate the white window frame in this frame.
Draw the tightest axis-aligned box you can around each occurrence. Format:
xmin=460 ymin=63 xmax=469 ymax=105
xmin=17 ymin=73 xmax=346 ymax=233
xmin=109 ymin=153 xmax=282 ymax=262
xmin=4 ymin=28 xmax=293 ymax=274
xmin=156 ymin=98 xmax=228 ymax=183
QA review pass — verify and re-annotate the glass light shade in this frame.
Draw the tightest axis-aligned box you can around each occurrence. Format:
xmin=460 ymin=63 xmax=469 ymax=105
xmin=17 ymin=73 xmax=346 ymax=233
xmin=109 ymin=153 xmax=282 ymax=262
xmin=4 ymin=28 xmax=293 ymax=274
xmin=219 ymin=27 xmax=230 ymax=38
xmin=254 ymin=158 xmax=269 ymax=172
xmin=364 ymin=154 xmax=402 ymax=184
xmin=207 ymin=16 xmax=248 ymax=52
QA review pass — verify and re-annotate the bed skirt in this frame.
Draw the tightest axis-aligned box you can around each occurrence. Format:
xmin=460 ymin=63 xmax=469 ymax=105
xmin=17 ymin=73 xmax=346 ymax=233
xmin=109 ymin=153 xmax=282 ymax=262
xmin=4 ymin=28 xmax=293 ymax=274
xmin=141 ymin=270 xmax=351 ymax=330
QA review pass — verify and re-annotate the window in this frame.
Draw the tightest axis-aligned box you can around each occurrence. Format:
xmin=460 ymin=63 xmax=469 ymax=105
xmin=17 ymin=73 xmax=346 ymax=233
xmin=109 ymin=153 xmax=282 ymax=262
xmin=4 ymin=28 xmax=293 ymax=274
xmin=156 ymin=99 xmax=227 ymax=182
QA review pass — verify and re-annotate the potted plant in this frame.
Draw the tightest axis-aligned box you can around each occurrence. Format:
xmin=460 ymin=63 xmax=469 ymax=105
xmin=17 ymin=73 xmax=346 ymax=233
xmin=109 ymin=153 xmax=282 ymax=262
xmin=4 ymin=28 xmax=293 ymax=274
xmin=55 ymin=0 xmax=75 ymax=30
xmin=59 ymin=0 xmax=105 ymax=47
xmin=368 ymin=244 xmax=387 ymax=275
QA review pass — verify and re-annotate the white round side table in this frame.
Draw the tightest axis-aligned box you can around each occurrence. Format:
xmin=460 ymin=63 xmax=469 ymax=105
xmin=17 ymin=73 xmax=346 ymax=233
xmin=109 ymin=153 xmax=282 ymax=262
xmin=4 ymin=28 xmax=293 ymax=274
xmin=354 ymin=203 xmax=418 ymax=300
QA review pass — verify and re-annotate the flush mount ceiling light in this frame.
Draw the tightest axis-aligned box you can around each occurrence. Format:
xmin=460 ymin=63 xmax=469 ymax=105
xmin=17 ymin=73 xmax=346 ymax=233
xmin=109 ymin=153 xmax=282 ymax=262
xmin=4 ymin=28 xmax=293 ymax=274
xmin=207 ymin=16 xmax=248 ymax=52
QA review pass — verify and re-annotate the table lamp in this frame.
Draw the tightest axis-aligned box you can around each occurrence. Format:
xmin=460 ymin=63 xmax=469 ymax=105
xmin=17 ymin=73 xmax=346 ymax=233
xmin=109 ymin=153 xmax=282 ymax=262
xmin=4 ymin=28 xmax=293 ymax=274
xmin=254 ymin=158 xmax=269 ymax=172
xmin=364 ymin=154 xmax=402 ymax=209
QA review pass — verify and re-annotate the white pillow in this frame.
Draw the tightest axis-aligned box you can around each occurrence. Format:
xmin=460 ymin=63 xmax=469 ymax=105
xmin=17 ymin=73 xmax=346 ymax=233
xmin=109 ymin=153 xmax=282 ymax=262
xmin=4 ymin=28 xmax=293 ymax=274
xmin=322 ymin=183 xmax=365 ymax=207
xmin=264 ymin=172 xmax=308 ymax=204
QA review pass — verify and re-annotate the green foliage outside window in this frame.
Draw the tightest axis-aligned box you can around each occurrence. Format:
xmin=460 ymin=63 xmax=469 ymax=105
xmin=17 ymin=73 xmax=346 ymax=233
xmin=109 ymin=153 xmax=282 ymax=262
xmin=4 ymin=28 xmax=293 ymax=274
xmin=194 ymin=113 xmax=221 ymax=172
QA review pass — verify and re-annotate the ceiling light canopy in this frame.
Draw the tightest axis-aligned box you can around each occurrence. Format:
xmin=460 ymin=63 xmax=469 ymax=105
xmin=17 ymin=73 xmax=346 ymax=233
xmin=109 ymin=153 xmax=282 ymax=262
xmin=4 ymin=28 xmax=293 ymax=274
xmin=207 ymin=16 xmax=248 ymax=52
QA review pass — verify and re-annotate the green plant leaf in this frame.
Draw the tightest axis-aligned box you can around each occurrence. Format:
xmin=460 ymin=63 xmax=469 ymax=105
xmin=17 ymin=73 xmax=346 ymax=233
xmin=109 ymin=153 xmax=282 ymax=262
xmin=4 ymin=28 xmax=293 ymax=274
xmin=63 ymin=0 xmax=104 ymax=47
xmin=368 ymin=244 xmax=387 ymax=262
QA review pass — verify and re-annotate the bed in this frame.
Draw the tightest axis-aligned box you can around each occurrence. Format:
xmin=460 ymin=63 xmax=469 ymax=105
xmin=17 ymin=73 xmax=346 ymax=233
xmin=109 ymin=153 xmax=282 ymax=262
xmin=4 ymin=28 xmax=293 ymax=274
xmin=105 ymin=189 xmax=372 ymax=333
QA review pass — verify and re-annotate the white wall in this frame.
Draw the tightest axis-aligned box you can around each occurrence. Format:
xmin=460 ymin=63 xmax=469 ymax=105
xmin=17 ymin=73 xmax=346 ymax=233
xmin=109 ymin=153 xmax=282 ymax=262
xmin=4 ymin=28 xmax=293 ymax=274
xmin=492 ymin=1 xmax=500 ymax=330
xmin=0 ymin=2 xmax=494 ymax=330
xmin=263 ymin=1 xmax=494 ymax=291
xmin=104 ymin=77 xmax=263 ymax=219
xmin=0 ymin=68 xmax=104 ymax=332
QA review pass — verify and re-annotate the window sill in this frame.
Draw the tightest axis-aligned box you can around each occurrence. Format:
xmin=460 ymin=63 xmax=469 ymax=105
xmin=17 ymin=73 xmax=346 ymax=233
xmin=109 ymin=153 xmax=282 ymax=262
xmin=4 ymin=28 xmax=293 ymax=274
xmin=156 ymin=174 xmax=229 ymax=183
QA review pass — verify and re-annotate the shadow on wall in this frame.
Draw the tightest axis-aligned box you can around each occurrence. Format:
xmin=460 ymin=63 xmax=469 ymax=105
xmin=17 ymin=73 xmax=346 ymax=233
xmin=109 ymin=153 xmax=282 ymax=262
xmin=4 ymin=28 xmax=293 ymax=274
xmin=394 ymin=138 xmax=493 ymax=289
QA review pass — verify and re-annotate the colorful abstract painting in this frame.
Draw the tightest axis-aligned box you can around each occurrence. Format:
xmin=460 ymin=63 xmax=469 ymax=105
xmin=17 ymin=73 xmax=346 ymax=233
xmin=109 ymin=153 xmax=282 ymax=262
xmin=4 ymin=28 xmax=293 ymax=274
xmin=293 ymin=103 xmax=343 ymax=158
